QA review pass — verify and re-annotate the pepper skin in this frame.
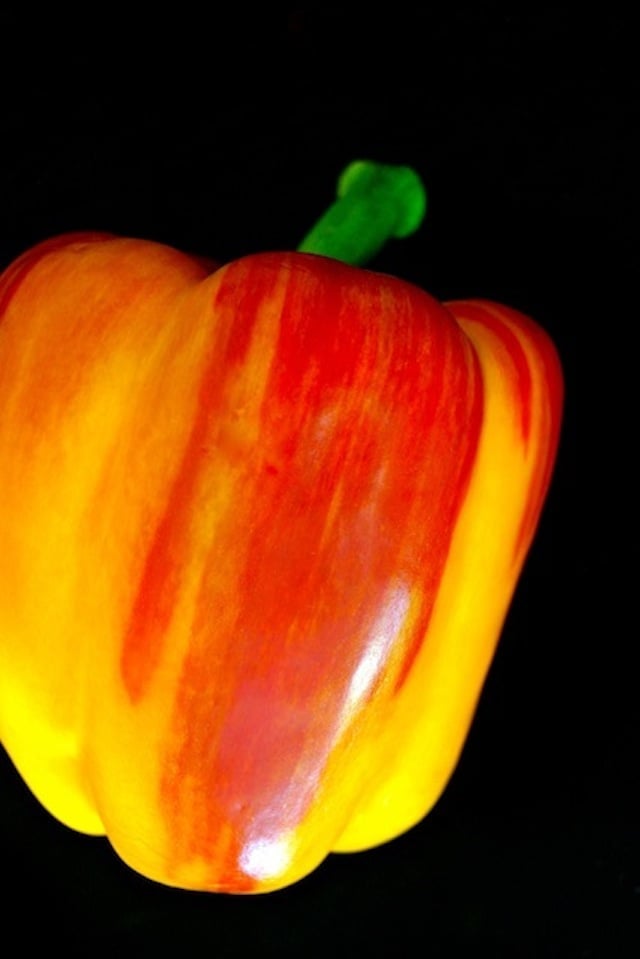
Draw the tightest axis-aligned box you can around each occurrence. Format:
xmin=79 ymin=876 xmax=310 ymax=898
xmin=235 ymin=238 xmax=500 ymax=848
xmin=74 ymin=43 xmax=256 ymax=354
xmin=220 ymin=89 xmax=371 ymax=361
xmin=0 ymin=233 xmax=563 ymax=893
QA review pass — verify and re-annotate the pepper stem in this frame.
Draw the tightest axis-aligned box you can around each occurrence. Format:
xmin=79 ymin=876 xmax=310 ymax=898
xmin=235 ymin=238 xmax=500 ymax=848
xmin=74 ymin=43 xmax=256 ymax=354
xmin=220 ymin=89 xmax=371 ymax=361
xmin=297 ymin=160 xmax=427 ymax=266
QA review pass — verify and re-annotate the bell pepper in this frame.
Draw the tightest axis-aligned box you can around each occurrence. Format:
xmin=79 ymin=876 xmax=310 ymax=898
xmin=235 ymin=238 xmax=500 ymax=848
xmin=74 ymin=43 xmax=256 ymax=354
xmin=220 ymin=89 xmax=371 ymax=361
xmin=0 ymin=162 xmax=563 ymax=893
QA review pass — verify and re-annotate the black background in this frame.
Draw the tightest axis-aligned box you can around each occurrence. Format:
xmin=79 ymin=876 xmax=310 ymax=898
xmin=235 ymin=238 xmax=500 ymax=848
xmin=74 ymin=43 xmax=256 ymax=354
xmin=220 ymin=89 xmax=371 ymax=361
xmin=0 ymin=4 xmax=635 ymax=955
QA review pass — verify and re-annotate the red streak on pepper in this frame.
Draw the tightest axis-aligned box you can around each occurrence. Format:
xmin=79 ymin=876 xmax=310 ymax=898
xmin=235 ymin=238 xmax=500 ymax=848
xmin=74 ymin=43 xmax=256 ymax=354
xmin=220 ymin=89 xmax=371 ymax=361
xmin=449 ymin=299 xmax=564 ymax=560
xmin=449 ymin=299 xmax=533 ymax=444
xmin=120 ymin=262 xmax=284 ymax=701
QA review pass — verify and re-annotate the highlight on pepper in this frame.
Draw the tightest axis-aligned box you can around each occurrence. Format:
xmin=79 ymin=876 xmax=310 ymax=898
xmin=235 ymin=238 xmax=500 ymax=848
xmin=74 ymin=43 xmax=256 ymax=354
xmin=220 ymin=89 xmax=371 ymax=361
xmin=0 ymin=161 xmax=563 ymax=893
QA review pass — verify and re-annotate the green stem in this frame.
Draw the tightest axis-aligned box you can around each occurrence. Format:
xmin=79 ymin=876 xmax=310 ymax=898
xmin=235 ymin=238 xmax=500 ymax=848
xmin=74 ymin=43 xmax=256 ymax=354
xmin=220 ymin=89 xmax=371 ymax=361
xmin=297 ymin=160 xmax=427 ymax=267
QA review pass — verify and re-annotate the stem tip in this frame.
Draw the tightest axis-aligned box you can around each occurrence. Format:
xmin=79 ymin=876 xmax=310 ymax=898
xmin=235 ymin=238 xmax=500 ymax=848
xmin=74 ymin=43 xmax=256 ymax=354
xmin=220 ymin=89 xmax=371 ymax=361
xmin=298 ymin=160 xmax=427 ymax=266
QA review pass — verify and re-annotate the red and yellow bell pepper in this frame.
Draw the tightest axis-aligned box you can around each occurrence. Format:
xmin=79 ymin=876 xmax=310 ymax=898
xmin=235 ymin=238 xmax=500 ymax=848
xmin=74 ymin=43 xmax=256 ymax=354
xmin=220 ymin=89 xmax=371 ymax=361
xmin=0 ymin=163 xmax=563 ymax=892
